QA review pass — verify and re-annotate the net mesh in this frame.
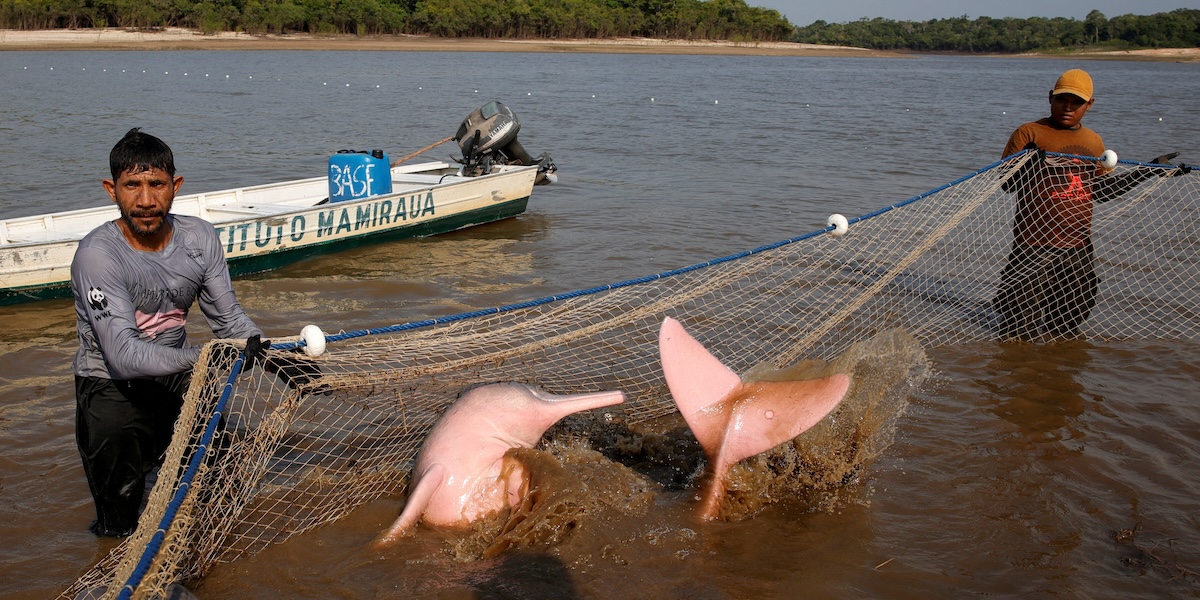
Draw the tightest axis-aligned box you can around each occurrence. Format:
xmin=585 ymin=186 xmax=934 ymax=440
xmin=61 ymin=152 xmax=1200 ymax=599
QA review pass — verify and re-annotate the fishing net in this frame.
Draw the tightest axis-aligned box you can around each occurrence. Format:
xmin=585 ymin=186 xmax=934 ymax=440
xmin=61 ymin=151 xmax=1200 ymax=599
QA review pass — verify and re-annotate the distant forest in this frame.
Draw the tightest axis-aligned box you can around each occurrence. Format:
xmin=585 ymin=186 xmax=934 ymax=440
xmin=0 ymin=0 xmax=795 ymax=40
xmin=1 ymin=0 xmax=1198 ymax=51
xmin=794 ymin=9 xmax=1200 ymax=52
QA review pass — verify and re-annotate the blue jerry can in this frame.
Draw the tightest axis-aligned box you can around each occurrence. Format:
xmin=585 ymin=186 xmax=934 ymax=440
xmin=328 ymin=150 xmax=392 ymax=202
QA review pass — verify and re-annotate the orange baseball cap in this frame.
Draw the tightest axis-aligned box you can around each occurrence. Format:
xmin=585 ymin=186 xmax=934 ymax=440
xmin=1052 ymin=69 xmax=1093 ymax=101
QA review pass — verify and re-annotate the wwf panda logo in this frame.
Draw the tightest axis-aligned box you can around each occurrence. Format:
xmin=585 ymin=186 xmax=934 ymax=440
xmin=87 ymin=286 xmax=108 ymax=311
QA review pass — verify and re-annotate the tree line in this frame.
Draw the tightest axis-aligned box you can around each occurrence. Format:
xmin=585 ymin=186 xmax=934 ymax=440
xmin=0 ymin=0 xmax=793 ymax=40
xmin=1 ymin=0 xmax=1197 ymax=50
xmin=791 ymin=9 xmax=1200 ymax=52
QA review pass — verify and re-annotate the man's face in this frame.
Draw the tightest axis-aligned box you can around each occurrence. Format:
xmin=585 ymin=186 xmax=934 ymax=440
xmin=1048 ymin=93 xmax=1093 ymax=129
xmin=103 ymin=167 xmax=183 ymax=239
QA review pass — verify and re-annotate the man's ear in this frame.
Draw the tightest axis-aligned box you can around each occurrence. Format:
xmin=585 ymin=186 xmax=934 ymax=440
xmin=102 ymin=179 xmax=116 ymax=202
xmin=173 ymin=175 xmax=184 ymax=195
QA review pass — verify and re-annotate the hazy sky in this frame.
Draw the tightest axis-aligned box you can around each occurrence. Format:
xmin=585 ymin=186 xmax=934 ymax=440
xmin=759 ymin=0 xmax=1200 ymax=26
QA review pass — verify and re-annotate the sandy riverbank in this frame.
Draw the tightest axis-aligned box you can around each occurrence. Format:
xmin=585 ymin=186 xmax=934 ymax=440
xmin=1073 ymin=46 xmax=1200 ymax=63
xmin=1 ymin=28 xmax=1196 ymax=61
xmin=0 ymin=27 xmax=896 ymax=56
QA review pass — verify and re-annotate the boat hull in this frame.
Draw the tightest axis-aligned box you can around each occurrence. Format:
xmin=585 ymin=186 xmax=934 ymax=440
xmin=225 ymin=196 xmax=528 ymax=278
xmin=0 ymin=163 xmax=537 ymax=305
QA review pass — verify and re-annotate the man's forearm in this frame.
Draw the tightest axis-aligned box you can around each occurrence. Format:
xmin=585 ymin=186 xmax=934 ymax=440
xmin=1091 ymin=169 xmax=1155 ymax=204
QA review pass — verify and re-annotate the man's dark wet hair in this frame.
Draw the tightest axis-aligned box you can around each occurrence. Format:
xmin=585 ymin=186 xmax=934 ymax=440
xmin=109 ymin=128 xmax=176 ymax=180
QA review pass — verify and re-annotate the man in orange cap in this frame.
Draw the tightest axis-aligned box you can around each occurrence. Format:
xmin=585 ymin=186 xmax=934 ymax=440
xmin=993 ymin=69 xmax=1188 ymax=340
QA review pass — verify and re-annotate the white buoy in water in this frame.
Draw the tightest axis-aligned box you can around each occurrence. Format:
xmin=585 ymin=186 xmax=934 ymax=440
xmin=300 ymin=325 xmax=326 ymax=357
xmin=1100 ymin=149 xmax=1118 ymax=169
xmin=827 ymin=213 xmax=849 ymax=237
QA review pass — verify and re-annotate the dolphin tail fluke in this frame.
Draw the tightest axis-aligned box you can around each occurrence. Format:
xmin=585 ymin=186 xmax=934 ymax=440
xmin=717 ymin=374 xmax=851 ymax=467
xmin=697 ymin=373 xmax=851 ymax=520
xmin=373 ymin=464 xmax=447 ymax=548
xmin=659 ymin=316 xmax=742 ymax=451
xmin=658 ymin=316 xmax=853 ymax=521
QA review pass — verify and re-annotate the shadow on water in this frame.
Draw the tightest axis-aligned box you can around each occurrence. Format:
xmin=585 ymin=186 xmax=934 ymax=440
xmin=451 ymin=552 xmax=583 ymax=600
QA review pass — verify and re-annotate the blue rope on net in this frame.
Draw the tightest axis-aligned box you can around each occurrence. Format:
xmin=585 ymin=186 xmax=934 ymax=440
xmin=117 ymin=354 xmax=246 ymax=600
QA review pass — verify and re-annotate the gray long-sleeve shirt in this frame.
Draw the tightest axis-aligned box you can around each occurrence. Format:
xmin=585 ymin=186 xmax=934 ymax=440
xmin=71 ymin=214 xmax=263 ymax=380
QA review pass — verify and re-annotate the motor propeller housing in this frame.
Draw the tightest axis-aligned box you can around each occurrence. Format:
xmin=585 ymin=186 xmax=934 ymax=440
xmin=454 ymin=101 xmax=557 ymax=184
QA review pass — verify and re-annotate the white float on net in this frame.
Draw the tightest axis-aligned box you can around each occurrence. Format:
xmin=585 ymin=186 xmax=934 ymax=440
xmin=827 ymin=213 xmax=849 ymax=237
xmin=300 ymin=324 xmax=327 ymax=357
xmin=1101 ymin=149 xmax=1118 ymax=169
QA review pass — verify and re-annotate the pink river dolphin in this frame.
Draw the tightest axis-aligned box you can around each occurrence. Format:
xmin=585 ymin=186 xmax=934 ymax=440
xmin=658 ymin=316 xmax=851 ymax=520
xmin=374 ymin=382 xmax=625 ymax=547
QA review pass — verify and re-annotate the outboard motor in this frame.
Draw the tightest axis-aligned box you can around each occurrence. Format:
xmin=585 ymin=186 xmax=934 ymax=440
xmin=454 ymin=101 xmax=557 ymax=184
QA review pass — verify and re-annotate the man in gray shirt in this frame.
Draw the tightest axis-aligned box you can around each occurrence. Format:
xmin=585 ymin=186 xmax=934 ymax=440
xmin=71 ymin=129 xmax=267 ymax=537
